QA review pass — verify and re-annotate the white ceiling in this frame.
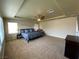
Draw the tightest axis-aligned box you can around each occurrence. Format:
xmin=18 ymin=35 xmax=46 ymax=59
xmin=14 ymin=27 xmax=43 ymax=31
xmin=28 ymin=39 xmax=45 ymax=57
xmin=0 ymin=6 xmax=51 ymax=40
xmin=0 ymin=0 xmax=24 ymax=17
xmin=0 ymin=0 xmax=79 ymax=19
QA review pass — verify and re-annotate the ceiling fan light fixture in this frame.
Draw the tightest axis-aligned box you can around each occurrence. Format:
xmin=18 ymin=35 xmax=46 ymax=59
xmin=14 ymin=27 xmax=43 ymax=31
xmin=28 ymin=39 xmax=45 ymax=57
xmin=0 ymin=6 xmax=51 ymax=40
xmin=37 ymin=18 xmax=41 ymax=21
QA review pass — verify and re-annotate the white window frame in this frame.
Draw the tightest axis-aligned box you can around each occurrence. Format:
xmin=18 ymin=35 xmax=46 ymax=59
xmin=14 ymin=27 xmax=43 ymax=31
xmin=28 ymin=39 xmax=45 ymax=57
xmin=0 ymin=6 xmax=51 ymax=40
xmin=8 ymin=22 xmax=18 ymax=34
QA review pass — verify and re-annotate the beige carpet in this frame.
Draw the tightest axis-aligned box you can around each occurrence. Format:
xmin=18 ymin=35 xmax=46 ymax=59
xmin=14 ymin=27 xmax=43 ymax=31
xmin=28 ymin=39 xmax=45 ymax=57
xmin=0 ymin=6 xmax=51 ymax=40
xmin=4 ymin=36 xmax=68 ymax=59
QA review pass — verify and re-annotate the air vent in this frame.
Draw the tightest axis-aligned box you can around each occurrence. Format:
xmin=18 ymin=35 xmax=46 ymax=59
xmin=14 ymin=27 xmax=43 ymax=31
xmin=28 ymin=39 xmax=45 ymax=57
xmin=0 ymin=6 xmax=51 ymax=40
xmin=47 ymin=9 xmax=54 ymax=13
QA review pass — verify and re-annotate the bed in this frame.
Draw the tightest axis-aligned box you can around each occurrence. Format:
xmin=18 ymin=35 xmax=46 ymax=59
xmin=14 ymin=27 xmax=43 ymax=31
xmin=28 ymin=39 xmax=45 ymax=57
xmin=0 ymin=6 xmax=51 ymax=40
xmin=20 ymin=28 xmax=45 ymax=41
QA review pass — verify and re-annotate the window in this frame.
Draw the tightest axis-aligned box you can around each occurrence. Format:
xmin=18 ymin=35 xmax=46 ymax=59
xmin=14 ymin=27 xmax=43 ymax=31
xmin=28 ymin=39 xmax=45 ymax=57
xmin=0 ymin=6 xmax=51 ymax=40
xmin=8 ymin=22 xmax=18 ymax=34
xmin=0 ymin=17 xmax=4 ymax=44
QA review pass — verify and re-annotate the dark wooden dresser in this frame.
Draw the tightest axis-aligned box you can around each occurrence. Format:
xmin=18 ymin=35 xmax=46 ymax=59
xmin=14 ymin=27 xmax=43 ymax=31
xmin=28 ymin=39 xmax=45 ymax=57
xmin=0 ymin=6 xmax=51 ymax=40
xmin=64 ymin=35 xmax=79 ymax=59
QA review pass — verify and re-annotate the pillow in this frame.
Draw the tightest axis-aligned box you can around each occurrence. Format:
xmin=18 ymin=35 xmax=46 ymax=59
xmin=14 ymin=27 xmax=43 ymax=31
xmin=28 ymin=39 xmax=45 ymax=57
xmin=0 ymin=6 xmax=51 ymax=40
xmin=25 ymin=30 xmax=29 ymax=33
xmin=29 ymin=28 xmax=35 ymax=32
xmin=29 ymin=29 xmax=32 ymax=32
xmin=20 ymin=28 xmax=35 ymax=33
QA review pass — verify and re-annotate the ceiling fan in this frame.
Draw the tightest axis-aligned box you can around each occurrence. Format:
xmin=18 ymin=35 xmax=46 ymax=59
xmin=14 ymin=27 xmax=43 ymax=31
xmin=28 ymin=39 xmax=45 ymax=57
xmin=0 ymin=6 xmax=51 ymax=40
xmin=35 ymin=14 xmax=45 ymax=21
xmin=35 ymin=9 xmax=55 ymax=21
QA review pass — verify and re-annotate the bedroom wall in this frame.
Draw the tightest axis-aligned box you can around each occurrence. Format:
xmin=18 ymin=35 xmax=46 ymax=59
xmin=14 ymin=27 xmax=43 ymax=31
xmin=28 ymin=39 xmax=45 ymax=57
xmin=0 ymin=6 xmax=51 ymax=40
xmin=76 ymin=16 xmax=79 ymax=36
xmin=40 ymin=17 xmax=77 ymax=39
xmin=4 ymin=18 xmax=35 ymax=40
